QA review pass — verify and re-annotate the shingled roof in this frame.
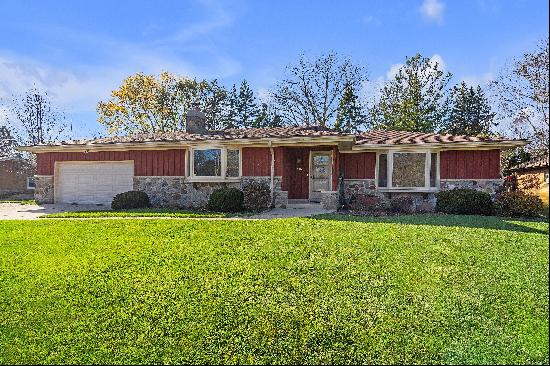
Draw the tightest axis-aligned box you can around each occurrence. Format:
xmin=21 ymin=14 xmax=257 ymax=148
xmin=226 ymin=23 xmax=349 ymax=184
xmin=44 ymin=126 xmax=350 ymax=146
xmin=355 ymin=130 xmax=522 ymax=146
xmin=19 ymin=127 xmax=527 ymax=152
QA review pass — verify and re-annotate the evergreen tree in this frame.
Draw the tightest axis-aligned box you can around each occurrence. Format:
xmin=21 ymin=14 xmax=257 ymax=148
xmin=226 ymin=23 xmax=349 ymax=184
xmin=200 ymin=79 xmax=228 ymax=131
xmin=223 ymin=84 xmax=239 ymax=129
xmin=335 ymin=83 xmax=365 ymax=133
xmin=236 ymin=80 xmax=259 ymax=128
xmin=253 ymin=103 xmax=284 ymax=128
xmin=443 ymin=82 xmax=495 ymax=135
xmin=368 ymin=53 xmax=452 ymax=132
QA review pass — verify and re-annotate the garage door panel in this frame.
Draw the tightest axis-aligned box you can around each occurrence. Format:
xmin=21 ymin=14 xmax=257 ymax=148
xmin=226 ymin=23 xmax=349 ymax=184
xmin=56 ymin=162 xmax=134 ymax=204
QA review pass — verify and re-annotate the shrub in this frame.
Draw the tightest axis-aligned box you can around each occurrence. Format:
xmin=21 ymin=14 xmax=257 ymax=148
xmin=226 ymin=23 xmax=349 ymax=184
xmin=494 ymin=192 xmax=544 ymax=217
xmin=111 ymin=191 xmax=151 ymax=210
xmin=389 ymin=195 xmax=415 ymax=214
xmin=349 ymin=193 xmax=389 ymax=214
xmin=435 ymin=188 xmax=493 ymax=215
xmin=242 ymin=181 xmax=271 ymax=212
xmin=207 ymin=187 xmax=243 ymax=212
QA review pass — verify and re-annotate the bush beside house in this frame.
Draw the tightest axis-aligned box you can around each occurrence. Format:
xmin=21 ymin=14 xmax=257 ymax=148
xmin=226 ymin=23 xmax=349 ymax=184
xmin=207 ymin=187 xmax=244 ymax=213
xmin=111 ymin=191 xmax=151 ymax=210
xmin=494 ymin=191 xmax=544 ymax=217
xmin=348 ymin=193 xmax=389 ymax=215
xmin=242 ymin=181 xmax=272 ymax=212
xmin=435 ymin=189 xmax=494 ymax=216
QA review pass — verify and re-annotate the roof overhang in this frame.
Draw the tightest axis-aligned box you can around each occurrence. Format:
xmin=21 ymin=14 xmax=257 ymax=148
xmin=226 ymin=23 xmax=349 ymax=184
xmin=17 ymin=135 xmax=356 ymax=153
xmin=349 ymin=140 xmax=528 ymax=151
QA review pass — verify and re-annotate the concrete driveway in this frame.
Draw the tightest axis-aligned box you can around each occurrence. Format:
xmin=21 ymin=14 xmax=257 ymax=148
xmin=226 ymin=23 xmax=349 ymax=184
xmin=0 ymin=202 xmax=110 ymax=220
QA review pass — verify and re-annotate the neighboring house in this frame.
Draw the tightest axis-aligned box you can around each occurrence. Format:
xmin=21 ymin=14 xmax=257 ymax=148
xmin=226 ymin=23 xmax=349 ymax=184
xmin=18 ymin=108 xmax=527 ymax=210
xmin=0 ymin=156 xmax=36 ymax=199
xmin=509 ymin=155 xmax=549 ymax=205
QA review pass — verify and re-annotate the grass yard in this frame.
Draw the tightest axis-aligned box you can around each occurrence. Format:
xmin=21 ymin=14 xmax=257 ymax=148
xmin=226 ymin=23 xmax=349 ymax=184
xmin=0 ymin=199 xmax=36 ymax=205
xmin=0 ymin=215 xmax=548 ymax=364
xmin=41 ymin=208 xmax=237 ymax=219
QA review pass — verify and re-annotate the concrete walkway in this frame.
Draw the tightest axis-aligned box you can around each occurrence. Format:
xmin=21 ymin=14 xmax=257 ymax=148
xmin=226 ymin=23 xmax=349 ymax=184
xmin=0 ymin=203 xmax=109 ymax=220
xmin=250 ymin=203 xmax=333 ymax=219
xmin=0 ymin=202 xmax=333 ymax=220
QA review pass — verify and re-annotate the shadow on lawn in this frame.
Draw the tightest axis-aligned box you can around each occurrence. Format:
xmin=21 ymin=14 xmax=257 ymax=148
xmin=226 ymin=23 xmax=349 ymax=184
xmin=309 ymin=213 xmax=549 ymax=235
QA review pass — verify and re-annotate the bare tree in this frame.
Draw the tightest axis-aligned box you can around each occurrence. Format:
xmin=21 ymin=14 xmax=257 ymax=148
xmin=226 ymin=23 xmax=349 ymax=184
xmin=0 ymin=125 xmax=17 ymax=158
xmin=491 ymin=38 xmax=549 ymax=153
xmin=272 ymin=53 xmax=367 ymax=128
xmin=8 ymin=87 xmax=70 ymax=145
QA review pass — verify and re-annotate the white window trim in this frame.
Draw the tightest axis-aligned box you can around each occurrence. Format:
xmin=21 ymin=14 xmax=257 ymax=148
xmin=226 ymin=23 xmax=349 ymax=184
xmin=27 ymin=176 xmax=36 ymax=190
xmin=187 ymin=146 xmax=242 ymax=182
xmin=375 ymin=150 xmax=440 ymax=192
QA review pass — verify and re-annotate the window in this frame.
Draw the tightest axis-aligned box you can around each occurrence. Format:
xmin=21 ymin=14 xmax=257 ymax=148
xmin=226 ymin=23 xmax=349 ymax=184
xmin=226 ymin=149 xmax=240 ymax=177
xmin=190 ymin=147 xmax=240 ymax=179
xmin=27 ymin=176 xmax=36 ymax=190
xmin=377 ymin=151 xmax=438 ymax=190
xmin=193 ymin=149 xmax=222 ymax=176
xmin=430 ymin=153 xmax=438 ymax=187
xmin=392 ymin=153 xmax=426 ymax=187
xmin=377 ymin=153 xmax=388 ymax=187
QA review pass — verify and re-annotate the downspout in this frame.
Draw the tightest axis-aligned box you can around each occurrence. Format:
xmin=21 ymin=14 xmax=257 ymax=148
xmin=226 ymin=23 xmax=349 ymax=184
xmin=269 ymin=140 xmax=275 ymax=207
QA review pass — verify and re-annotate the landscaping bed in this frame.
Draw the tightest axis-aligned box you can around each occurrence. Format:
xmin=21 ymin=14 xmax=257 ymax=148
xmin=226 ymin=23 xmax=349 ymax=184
xmin=0 ymin=215 xmax=548 ymax=364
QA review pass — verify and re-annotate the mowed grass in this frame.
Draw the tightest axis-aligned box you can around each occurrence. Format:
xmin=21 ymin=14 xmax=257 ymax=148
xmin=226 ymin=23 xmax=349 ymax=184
xmin=0 ymin=199 xmax=36 ymax=205
xmin=0 ymin=215 xmax=548 ymax=364
xmin=41 ymin=208 xmax=232 ymax=219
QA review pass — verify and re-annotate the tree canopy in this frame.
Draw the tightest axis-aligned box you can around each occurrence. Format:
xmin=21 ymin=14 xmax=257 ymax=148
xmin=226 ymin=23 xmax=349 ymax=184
xmin=335 ymin=83 xmax=366 ymax=133
xmin=272 ymin=52 xmax=367 ymax=128
xmin=442 ymin=81 xmax=495 ymax=136
xmin=368 ymin=53 xmax=452 ymax=133
xmin=491 ymin=38 xmax=549 ymax=153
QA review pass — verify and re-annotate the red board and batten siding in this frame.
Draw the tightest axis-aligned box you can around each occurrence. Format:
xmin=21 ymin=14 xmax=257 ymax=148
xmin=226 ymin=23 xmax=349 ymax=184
xmin=339 ymin=152 xmax=376 ymax=179
xmin=241 ymin=147 xmax=283 ymax=176
xmin=36 ymin=150 xmax=185 ymax=176
xmin=440 ymin=150 xmax=501 ymax=179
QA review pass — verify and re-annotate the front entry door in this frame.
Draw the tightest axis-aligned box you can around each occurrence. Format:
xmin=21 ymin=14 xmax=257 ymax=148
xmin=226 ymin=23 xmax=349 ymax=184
xmin=287 ymin=148 xmax=310 ymax=199
xmin=309 ymin=152 xmax=332 ymax=202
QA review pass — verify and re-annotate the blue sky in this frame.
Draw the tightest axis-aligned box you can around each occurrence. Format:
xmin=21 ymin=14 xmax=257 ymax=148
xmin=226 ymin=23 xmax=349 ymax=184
xmin=0 ymin=0 xmax=548 ymax=138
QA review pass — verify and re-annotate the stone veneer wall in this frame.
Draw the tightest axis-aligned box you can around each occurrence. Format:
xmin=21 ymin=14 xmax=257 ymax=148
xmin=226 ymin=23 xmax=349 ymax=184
xmin=133 ymin=176 xmax=288 ymax=209
xmin=34 ymin=175 xmax=54 ymax=204
xmin=343 ymin=179 xmax=377 ymax=202
xmin=241 ymin=176 xmax=287 ymax=208
xmin=133 ymin=177 xmax=185 ymax=207
xmin=320 ymin=191 xmax=339 ymax=211
xmin=341 ymin=178 xmax=504 ymax=213
xmin=440 ymin=179 xmax=503 ymax=198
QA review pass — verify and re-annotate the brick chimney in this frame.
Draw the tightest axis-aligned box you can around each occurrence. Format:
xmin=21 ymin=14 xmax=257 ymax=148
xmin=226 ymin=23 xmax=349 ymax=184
xmin=185 ymin=104 xmax=207 ymax=134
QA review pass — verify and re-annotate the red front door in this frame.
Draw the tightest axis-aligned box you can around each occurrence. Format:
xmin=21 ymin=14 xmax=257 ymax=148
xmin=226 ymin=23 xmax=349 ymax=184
xmin=287 ymin=148 xmax=310 ymax=199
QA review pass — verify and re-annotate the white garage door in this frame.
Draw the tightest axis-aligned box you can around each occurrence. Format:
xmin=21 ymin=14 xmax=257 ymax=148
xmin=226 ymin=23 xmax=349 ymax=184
xmin=56 ymin=161 xmax=134 ymax=204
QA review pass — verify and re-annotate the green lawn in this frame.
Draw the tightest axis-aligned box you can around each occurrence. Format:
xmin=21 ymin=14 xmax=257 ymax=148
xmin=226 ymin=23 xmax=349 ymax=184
xmin=42 ymin=208 xmax=236 ymax=219
xmin=0 ymin=215 xmax=548 ymax=364
xmin=0 ymin=199 xmax=36 ymax=205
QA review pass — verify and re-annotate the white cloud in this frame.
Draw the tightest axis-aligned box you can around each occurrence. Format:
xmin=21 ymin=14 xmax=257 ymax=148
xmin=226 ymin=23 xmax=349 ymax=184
xmin=361 ymin=76 xmax=385 ymax=105
xmin=257 ymin=88 xmax=271 ymax=103
xmin=383 ymin=53 xmax=445 ymax=82
xmin=0 ymin=49 xmax=198 ymax=115
xmin=429 ymin=53 xmax=446 ymax=71
xmin=386 ymin=63 xmax=403 ymax=79
xmin=155 ymin=0 xmax=234 ymax=44
xmin=461 ymin=72 xmax=494 ymax=87
xmin=420 ymin=0 xmax=445 ymax=23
